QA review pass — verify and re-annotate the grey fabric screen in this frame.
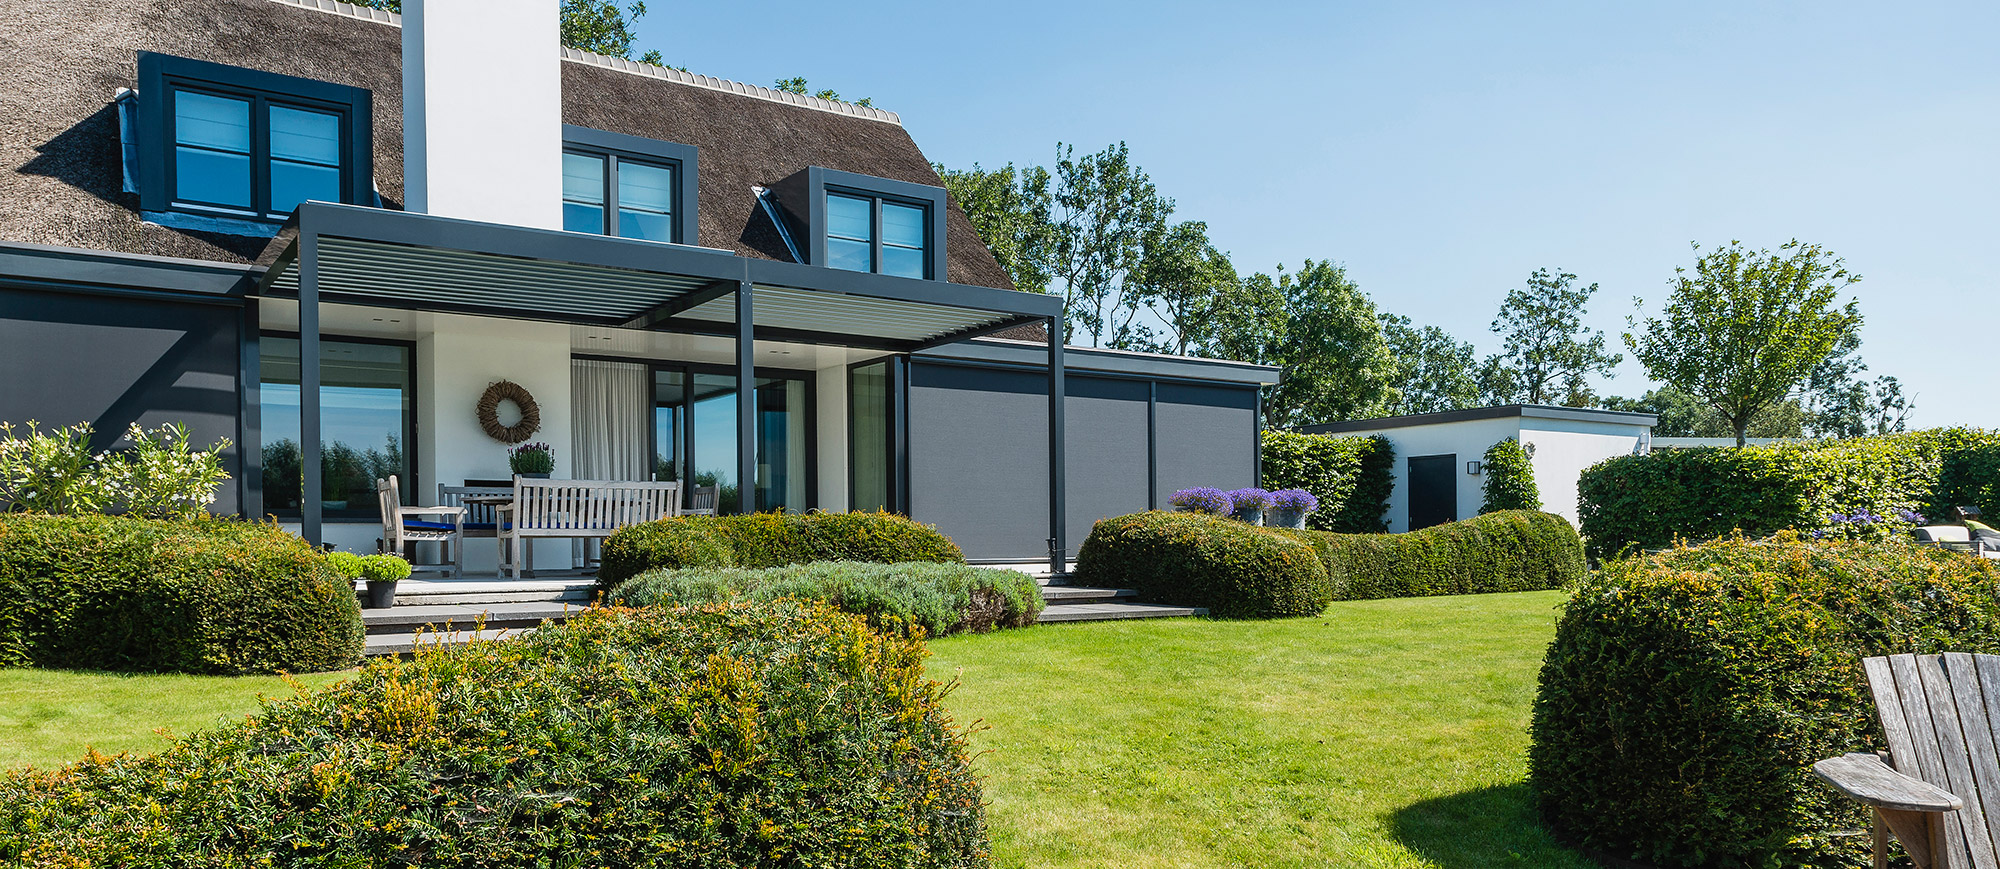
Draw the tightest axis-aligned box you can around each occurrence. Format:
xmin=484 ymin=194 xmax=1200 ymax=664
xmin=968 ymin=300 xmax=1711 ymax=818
xmin=1154 ymin=381 xmax=1258 ymax=499
xmin=907 ymin=362 xmax=1049 ymax=561
xmin=0 ymin=288 xmax=244 ymax=513
xmin=1061 ymin=376 xmax=1149 ymax=557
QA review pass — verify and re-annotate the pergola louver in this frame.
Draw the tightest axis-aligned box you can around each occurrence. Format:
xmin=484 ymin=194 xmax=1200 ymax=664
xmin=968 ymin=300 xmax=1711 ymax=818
xmin=255 ymin=202 xmax=1070 ymax=574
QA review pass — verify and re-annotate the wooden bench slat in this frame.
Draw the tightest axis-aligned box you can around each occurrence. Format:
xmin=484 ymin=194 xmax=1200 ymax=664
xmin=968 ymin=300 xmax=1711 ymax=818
xmin=1893 ymin=654 xmax=1973 ymax=864
xmin=1920 ymin=655 xmax=1998 ymax=869
xmin=1816 ymin=752 xmax=1965 ymax=812
xmin=1945 ymin=654 xmax=2000 ymax=869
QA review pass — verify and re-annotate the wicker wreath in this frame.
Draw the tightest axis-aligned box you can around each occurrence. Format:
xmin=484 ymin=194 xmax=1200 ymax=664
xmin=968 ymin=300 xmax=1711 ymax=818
xmin=476 ymin=380 xmax=541 ymax=444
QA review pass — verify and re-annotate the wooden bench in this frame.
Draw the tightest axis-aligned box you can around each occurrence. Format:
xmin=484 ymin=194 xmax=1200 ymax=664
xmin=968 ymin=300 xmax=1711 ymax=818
xmin=496 ymin=477 xmax=679 ymax=578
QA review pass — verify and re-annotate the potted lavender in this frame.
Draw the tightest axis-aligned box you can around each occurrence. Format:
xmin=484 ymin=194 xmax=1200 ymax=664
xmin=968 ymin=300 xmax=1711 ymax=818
xmin=1169 ymin=487 xmax=1233 ymax=516
xmin=509 ymin=442 xmax=555 ymax=479
xmin=1227 ymin=487 xmax=1273 ymax=525
xmin=1268 ymin=489 xmax=1319 ymax=529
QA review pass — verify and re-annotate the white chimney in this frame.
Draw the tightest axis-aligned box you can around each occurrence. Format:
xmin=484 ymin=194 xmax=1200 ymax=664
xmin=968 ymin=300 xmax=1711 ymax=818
xmin=402 ymin=0 xmax=562 ymax=229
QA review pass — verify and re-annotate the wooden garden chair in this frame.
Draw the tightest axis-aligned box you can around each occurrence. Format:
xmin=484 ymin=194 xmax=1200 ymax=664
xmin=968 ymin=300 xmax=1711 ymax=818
xmin=1814 ymin=653 xmax=2000 ymax=869
xmin=374 ymin=475 xmax=466 ymax=576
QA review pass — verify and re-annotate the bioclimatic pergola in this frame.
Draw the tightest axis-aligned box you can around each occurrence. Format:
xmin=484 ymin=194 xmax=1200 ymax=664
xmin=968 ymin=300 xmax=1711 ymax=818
xmin=258 ymin=202 xmax=1071 ymax=573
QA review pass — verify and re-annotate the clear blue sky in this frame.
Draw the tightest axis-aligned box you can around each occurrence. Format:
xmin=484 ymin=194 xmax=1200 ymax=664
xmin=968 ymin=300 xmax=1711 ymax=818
xmin=635 ymin=1 xmax=1998 ymax=428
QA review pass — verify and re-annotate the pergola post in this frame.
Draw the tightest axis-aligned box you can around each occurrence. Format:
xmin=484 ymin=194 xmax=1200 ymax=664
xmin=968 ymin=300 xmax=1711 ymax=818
xmin=1048 ymin=317 xmax=1066 ymax=576
xmin=735 ymin=279 xmax=756 ymax=515
xmin=299 ymin=231 xmax=322 ymax=548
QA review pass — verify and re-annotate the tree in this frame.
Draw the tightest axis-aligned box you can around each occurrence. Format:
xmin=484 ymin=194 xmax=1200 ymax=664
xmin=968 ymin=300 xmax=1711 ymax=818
xmin=773 ymin=77 xmax=872 ymax=108
xmin=1601 ymin=386 xmax=1804 ymax=438
xmin=1485 ymin=268 xmax=1621 ymax=406
xmin=1798 ymin=331 xmax=1915 ymax=437
xmin=1047 ymin=143 xmax=1172 ymax=347
xmin=1379 ymin=314 xmax=1479 ymax=415
xmin=1625 ymin=240 xmax=1863 ymax=446
xmin=357 ymin=0 xmax=663 ymax=64
xmin=1123 ymin=220 xmax=1237 ymax=355
xmin=1213 ymin=261 xmax=1398 ymax=428
xmin=934 ymin=162 xmax=1053 ymax=294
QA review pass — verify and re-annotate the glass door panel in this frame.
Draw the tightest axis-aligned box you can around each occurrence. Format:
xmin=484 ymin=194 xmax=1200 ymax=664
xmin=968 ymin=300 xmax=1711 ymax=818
xmin=653 ymin=370 xmax=685 ymax=484
xmin=849 ymin=361 xmax=890 ymax=512
xmin=688 ymin=373 xmax=739 ymax=513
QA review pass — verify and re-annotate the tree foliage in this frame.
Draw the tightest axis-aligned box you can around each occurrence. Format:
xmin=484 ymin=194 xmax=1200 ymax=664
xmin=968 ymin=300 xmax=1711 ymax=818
xmin=1484 ymin=268 xmax=1621 ymax=406
xmin=1126 ymin=220 xmax=1238 ymax=355
xmin=935 ymin=162 xmax=1054 ymax=294
xmin=1601 ymin=386 xmax=1805 ymax=439
xmin=1479 ymin=438 xmax=1541 ymax=513
xmin=1625 ymin=240 xmax=1863 ymax=446
xmin=773 ymin=76 xmax=871 ymax=107
xmin=1048 ymin=143 xmax=1173 ymax=347
xmin=1380 ymin=313 xmax=1480 ymax=415
xmin=355 ymin=0 xmax=664 ymax=64
xmin=1214 ymin=261 xmax=1398 ymax=427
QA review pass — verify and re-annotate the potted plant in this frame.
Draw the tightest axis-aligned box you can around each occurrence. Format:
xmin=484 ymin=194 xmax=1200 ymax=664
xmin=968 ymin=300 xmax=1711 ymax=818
xmin=329 ymin=552 xmax=413 ymax=608
xmin=1227 ymin=488 xmax=1273 ymax=525
xmin=1268 ymin=489 xmax=1320 ymax=529
xmin=1169 ymin=487 xmax=1233 ymax=517
xmin=509 ymin=442 xmax=555 ymax=479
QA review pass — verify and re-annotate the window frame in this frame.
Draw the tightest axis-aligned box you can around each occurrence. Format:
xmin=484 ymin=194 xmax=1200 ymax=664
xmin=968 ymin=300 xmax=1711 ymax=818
xmin=560 ymin=125 xmax=699 ymax=246
xmin=802 ymin=168 xmax=947 ymax=281
xmin=137 ymin=52 xmax=373 ymax=220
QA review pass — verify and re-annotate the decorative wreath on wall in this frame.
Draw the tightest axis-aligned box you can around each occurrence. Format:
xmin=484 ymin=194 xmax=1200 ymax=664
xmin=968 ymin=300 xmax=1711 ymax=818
xmin=476 ymin=380 xmax=542 ymax=444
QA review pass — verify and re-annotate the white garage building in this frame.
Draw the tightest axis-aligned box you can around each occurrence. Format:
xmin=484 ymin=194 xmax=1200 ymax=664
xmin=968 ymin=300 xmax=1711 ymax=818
xmin=1303 ymin=405 xmax=1658 ymax=532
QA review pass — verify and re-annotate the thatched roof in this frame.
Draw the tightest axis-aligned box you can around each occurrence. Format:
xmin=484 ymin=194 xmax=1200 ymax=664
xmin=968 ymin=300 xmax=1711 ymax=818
xmin=0 ymin=0 xmax=1018 ymax=294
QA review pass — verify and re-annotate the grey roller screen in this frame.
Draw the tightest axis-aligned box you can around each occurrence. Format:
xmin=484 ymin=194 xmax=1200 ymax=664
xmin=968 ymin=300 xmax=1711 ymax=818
xmin=908 ymin=362 xmax=1048 ymax=561
xmin=1061 ymin=376 xmax=1149 ymax=557
xmin=1154 ymin=381 xmax=1258 ymax=498
xmin=0 ymin=288 xmax=243 ymax=513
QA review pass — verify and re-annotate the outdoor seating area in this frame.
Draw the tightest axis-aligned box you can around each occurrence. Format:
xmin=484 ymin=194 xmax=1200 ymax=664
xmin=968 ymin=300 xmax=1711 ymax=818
xmin=376 ymin=476 xmax=682 ymax=580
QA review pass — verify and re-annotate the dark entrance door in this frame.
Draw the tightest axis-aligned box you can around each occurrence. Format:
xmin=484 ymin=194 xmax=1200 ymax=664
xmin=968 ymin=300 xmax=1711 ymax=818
xmin=1408 ymin=454 xmax=1456 ymax=530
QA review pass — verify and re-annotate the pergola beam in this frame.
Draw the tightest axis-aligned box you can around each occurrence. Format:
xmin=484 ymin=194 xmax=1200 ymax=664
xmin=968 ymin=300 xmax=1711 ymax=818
xmin=620 ymin=278 xmax=735 ymax=330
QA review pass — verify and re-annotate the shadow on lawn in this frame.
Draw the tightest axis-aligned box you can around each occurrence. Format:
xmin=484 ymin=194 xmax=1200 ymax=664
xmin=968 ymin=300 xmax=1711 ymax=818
xmin=1388 ymin=782 xmax=1604 ymax=868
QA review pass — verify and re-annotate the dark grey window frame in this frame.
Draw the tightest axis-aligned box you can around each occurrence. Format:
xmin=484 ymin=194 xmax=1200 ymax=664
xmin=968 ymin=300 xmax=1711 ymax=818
xmin=258 ymin=329 xmax=419 ymax=523
xmin=137 ymin=52 xmax=373 ymax=220
xmin=801 ymin=168 xmax=947 ymax=280
xmin=561 ymin=125 xmax=699 ymax=246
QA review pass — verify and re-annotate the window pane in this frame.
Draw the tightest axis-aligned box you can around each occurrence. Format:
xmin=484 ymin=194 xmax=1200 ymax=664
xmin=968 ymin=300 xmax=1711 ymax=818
xmin=826 ymin=193 xmax=872 ymax=241
xmin=689 ymin=373 xmax=739 ymax=514
xmin=617 ymin=208 xmax=672 ymax=242
xmin=827 ymin=237 xmax=872 ymax=273
xmin=270 ymin=160 xmax=340 ymax=213
xmin=850 ymin=361 xmax=890 ymax=512
xmin=564 ymin=202 xmax=604 ymax=234
xmin=617 ymin=161 xmax=674 ymax=214
xmin=563 ymin=152 xmax=605 ymax=204
xmin=882 ymin=202 xmax=926 ymax=249
xmin=174 ymin=91 xmax=250 ymax=152
xmin=174 ymin=147 xmax=252 ymax=208
xmin=880 ymin=244 xmax=925 ymax=279
xmin=259 ymin=337 xmax=414 ymax=522
xmin=754 ymin=378 xmax=807 ymax=512
xmin=268 ymin=106 xmax=340 ymax=165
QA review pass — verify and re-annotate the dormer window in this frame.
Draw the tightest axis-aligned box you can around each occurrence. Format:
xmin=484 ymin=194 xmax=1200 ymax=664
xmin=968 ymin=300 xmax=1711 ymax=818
xmin=138 ymin=53 xmax=372 ymax=223
xmin=560 ymin=125 xmax=699 ymax=245
xmin=770 ymin=167 xmax=948 ymax=281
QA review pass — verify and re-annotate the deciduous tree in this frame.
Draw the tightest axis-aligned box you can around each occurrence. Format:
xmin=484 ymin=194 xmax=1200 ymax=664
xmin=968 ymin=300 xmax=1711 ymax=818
xmin=1379 ymin=314 xmax=1479 ymax=415
xmin=935 ymin=162 xmax=1053 ymax=294
xmin=1213 ymin=261 xmax=1398 ymax=428
xmin=1485 ymin=268 xmax=1621 ymax=406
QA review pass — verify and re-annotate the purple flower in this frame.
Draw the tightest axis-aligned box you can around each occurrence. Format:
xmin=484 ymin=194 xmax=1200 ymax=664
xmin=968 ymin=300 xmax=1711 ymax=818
xmin=1897 ymin=508 xmax=1928 ymax=525
xmin=1270 ymin=489 xmax=1320 ymax=512
xmin=1226 ymin=488 xmax=1273 ymax=510
xmin=1170 ymin=487 xmax=1233 ymax=515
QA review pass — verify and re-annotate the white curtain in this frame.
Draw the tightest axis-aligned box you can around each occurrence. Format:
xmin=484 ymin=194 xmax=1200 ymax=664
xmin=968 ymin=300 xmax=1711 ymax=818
xmin=570 ymin=359 xmax=649 ymax=482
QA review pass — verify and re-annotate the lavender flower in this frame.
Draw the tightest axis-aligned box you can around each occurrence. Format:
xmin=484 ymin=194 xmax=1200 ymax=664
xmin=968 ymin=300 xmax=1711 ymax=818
xmin=1226 ymin=488 xmax=1273 ymax=510
xmin=1896 ymin=508 xmax=1928 ymax=525
xmin=1170 ymin=487 xmax=1233 ymax=516
xmin=1270 ymin=488 xmax=1320 ymax=512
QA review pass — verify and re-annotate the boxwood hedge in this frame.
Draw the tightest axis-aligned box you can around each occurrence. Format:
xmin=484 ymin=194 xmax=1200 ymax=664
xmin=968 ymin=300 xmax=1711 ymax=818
xmin=1259 ymin=430 xmax=1395 ymax=532
xmin=1288 ymin=509 xmax=1585 ymax=601
xmin=0 ymin=513 xmax=361 ymax=674
xmin=1578 ymin=427 xmax=2000 ymax=562
xmin=1529 ymin=533 xmax=2000 ymax=868
xmin=609 ymin=560 xmax=1045 ymax=637
xmin=0 ymin=602 xmax=990 ymax=867
xmin=598 ymin=510 xmax=964 ymax=589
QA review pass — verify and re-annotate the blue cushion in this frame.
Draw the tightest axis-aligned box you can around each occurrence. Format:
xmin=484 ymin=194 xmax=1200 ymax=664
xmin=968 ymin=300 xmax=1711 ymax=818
xmin=464 ymin=522 xmax=498 ymax=531
xmin=402 ymin=519 xmax=457 ymax=532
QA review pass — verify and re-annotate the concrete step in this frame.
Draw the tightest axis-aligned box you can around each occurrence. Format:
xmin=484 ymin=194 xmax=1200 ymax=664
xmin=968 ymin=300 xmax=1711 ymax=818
xmin=364 ymin=626 xmax=538 ymax=656
xmin=1039 ymin=585 xmax=1137 ymax=604
xmin=360 ymin=601 xmax=583 ymax=634
xmin=354 ymin=577 xmax=602 ymax=607
xmin=1037 ymin=602 xmax=1206 ymax=623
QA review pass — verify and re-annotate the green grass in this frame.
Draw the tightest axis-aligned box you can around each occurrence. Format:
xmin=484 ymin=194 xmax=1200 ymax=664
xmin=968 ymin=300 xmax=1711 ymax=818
xmin=0 ymin=668 xmax=351 ymax=770
xmin=928 ymin=589 xmax=1595 ymax=869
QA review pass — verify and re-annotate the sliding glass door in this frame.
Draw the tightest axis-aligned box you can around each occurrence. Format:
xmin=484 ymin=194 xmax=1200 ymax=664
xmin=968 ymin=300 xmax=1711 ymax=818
xmin=651 ymin=366 xmax=811 ymax=513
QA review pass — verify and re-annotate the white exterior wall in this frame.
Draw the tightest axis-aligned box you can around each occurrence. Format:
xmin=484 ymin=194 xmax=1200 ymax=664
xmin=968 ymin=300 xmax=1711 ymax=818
xmin=1345 ymin=418 xmax=1523 ymax=533
xmin=1517 ymin=418 xmax=1650 ymax=528
xmin=402 ymin=0 xmax=562 ymax=229
xmin=816 ymin=364 xmax=848 ymax=511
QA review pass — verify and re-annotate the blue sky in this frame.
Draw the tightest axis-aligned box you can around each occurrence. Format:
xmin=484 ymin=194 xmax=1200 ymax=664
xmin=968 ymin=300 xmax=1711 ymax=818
xmin=636 ymin=2 xmax=1998 ymax=428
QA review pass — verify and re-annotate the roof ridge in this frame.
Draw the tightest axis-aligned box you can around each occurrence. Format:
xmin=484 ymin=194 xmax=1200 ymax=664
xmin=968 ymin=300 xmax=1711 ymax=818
xmin=260 ymin=0 xmax=901 ymax=125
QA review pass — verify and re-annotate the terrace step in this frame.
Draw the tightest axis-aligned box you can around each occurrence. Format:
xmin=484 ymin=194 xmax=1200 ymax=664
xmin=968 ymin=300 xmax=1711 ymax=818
xmin=360 ymin=601 xmax=584 ymax=635
xmin=353 ymin=577 xmax=601 ymax=607
xmin=364 ymin=626 xmax=539 ymax=656
xmin=1038 ymin=585 xmax=1137 ymax=604
xmin=1036 ymin=601 xmax=1206 ymax=623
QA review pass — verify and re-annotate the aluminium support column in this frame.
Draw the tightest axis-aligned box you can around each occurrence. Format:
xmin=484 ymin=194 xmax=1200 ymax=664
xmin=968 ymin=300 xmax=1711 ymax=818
xmin=299 ymin=232 xmax=322 ymax=548
xmin=735 ymin=279 xmax=756 ymax=515
xmin=1048 ymin=317 xmax=1066 ymax=576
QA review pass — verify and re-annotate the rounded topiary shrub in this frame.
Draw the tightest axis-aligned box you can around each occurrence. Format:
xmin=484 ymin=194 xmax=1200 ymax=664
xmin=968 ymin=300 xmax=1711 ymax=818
xmin=598 ymin=510 xmax=965 ymax=590
xmin=0 ymin=513 xmax=361 ymax=674
xmin=1074 ymin=510 xmax=1331 ymax=618
xmin=0 ymin=602 xmax=990 ymax=866
xmin=1529 ymin=533 xmax=2000 ymax=868
xmin=1299 ymin=509 xmax=1584 ymax=601
xmin=1479 ymin=438 xmax=1540 ymax=514
xmin=609 ymin=560 xmax=1045 ymax=637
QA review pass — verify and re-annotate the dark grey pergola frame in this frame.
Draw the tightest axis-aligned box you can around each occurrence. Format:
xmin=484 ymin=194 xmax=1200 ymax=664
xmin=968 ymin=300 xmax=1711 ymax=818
xmin=260 ymin=202 xmax=1072 ymax=575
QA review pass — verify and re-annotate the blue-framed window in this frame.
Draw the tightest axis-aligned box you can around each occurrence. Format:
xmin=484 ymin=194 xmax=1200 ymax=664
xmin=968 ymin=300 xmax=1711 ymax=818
xmin=561 ymin=125 xmax=699 ymax=245
xmin=138 ymin=53 xmax=372 ymax=221
xmin=776 ymin=167 xmax=948 ymax=280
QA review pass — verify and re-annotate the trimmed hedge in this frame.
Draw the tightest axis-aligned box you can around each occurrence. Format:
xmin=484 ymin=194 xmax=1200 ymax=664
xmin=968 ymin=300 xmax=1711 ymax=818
xmin=598 ymin=510 xmax=964 ymax=589
xmin=0 ymin=513 xmax=361 ymax=674
xmin=1578 ymin=427 xmax=2000 ymax=562
xmin=609 ymin=560 xmax=1044 ymax=637
xmin=1529 ymin=533 xmax=2000 ymax=868
xmin=0 ymin=602 xmax=991 ymax=866
xmin=1287 ymin=509 xmax=1585 ymax=601
xmin=1074 ymin=511 xmax=1331 ymax=618
xmin=1260 ymin=430 xmax=1395 ymax=532
xmin=1479 ymin=437 xmax=1540 ymax=513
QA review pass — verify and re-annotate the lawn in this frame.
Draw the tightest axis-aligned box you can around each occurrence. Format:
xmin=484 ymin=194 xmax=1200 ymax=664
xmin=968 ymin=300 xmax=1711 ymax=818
xmin=929 ymin=589 xmax=1595 ymax=869
xmin=0 ymin=668 xmax=351 ymax=769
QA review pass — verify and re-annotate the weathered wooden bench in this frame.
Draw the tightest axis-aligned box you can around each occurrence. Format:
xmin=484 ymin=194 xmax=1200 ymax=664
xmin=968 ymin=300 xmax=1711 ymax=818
xmin=496 ymin=477 xmax=679 ymax=578
xmin=1815 ymin=653 xmax=2000 ymax=869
